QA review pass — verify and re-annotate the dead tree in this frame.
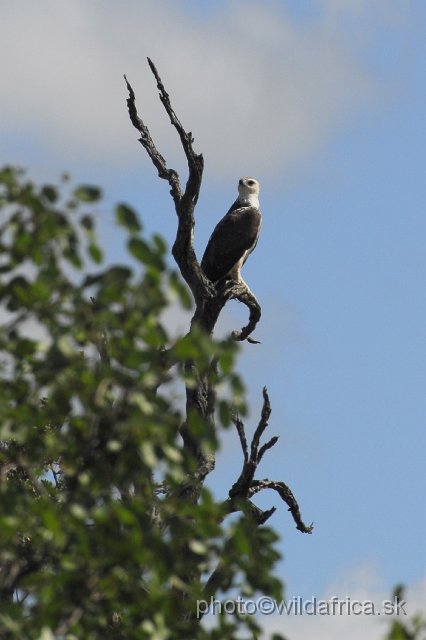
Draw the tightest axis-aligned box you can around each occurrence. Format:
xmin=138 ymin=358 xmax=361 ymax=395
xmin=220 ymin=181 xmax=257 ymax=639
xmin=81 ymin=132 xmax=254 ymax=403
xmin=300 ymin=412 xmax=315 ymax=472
xmin=124 ymin=58 xmax=312 ymax=603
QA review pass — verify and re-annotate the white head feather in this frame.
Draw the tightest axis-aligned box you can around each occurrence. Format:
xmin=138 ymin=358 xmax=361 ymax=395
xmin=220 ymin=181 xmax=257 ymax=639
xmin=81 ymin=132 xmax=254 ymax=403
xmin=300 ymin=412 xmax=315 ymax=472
xmin=237 ymin=177 xmax=260 ymax=208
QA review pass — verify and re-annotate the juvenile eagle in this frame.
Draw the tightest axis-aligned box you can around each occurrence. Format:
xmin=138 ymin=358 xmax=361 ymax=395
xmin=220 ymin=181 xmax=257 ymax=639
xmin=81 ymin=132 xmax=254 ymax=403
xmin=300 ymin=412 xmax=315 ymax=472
xmin=201 ymin=177 xmax=261 ymax=288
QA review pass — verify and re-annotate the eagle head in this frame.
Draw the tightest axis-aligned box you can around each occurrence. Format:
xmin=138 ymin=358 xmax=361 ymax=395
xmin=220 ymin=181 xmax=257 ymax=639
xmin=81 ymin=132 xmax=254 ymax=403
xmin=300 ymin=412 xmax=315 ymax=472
xmin=236 ymin=178 xmax=260 ymax=207
xmin=238 ymin=178 xmax=260 ymax=200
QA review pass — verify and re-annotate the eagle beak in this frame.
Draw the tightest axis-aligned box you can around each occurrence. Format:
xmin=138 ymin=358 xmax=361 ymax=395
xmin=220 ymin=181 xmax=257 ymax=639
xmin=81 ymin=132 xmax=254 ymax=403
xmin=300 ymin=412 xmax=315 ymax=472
xmin=238 ymin=179 xmax=244 ymax=186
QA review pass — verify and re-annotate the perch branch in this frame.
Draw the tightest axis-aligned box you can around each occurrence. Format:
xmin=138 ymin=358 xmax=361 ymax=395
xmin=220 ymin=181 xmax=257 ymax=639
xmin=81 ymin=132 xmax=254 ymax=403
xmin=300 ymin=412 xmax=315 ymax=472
xmin=228 ymin=283 xmax=262 ymax=343
xmin=197 ymin=280 xmax=261 ymax=343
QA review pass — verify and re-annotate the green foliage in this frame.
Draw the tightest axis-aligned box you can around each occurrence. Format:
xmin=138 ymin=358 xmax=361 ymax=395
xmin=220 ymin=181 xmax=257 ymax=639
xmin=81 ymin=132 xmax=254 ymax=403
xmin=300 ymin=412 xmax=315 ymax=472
xmin=383 ymin=587 xmax=426 ymax=640
xmin=0 ymin=167 xmax=284 ymax=639
xmin=73 ymin=185 xmax=103 ymax=203
xmin=115 ymin=203 xmax=142 ymax=233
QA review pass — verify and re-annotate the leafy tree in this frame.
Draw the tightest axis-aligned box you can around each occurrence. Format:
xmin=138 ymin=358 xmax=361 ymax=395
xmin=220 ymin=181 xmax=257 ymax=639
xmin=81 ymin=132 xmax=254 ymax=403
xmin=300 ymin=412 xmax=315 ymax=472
xmin=0 ymin=60 xmax=311 ymax=640
xmin=383 ymin=587 xmax=426 ymax=640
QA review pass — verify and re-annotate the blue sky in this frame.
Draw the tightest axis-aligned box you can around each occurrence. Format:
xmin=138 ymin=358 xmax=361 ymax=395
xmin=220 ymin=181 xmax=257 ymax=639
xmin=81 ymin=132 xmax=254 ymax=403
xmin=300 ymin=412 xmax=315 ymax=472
xmin=1 ymin=1 xmax=425 ymax=637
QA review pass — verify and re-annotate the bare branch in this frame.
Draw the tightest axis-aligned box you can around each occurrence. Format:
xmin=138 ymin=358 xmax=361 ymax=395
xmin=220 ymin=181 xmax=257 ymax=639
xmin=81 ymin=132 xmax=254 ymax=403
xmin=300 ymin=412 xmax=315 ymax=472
xmin=258 ymin=436 xmax=279 ymax=463
xmin=232 ymin=410 xmax=248 ymax=463
xmin=196 ymin=280 xmax=261 ymax=343
xmin=225 ymin=388 xmax=312 ymax=533
xmin=125 ymin=63 xmax=210 ymax=307
xmin=249 ymin=480 xmax=314 ymax=534
xmin=145 ymin=58 xmax=206 ymax=303
xmin=124 ymin=74 xmax=182 ymax=207
xmin=147 ymin=58 xmax=202 ymax=208
xmin=251 ymin=386 xmax=272 ymax=458
xmin=229 ymin=285 xmax=262 ymax=343
xmin=228 ymin=388 xmax=276 ymax=500
xmin=245 ymin=500 xmax=276 ymax=525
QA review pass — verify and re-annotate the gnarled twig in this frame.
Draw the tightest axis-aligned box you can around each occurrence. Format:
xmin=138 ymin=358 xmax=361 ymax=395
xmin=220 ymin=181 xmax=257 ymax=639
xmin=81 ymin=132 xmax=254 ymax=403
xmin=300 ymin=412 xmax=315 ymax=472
xmin=249 ymin=480 xmax=314 ymax=534
xmin=225 ymin=281 xmax=262 ymax=343
xmin=124 ymin=66 xmax=208 ymax=305
xmin=226 ymin=388 xmax=312 ymax=533
xmin=124 ymin=74 xmax=182 ymax=206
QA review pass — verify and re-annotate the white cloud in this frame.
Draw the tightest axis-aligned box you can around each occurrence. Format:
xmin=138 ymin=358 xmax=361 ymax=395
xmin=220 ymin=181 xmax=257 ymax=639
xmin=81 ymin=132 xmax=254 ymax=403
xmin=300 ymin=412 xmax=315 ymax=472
xmin=259 ymin=564 xmax=426 ymax=640
xmin=0 ymin=0 xmax=411 ymax=178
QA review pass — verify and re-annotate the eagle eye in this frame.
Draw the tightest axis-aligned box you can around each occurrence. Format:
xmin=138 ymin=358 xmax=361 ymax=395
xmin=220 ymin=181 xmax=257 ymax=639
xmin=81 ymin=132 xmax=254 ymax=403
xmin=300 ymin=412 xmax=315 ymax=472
xmin=247 ymin=180 xmax=254 ymax=186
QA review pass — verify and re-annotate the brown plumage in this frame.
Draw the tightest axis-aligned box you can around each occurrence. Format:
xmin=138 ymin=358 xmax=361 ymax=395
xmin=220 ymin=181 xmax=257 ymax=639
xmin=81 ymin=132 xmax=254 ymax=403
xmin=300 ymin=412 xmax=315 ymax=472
xmin=201 ymin=177 xmax=261 ymax=286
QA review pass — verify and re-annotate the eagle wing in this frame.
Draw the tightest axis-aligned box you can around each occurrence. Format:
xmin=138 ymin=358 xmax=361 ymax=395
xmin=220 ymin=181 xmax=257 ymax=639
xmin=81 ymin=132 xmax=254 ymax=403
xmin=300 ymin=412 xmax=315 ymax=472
xmin=201 ymin=206 xmax=261 ymax=283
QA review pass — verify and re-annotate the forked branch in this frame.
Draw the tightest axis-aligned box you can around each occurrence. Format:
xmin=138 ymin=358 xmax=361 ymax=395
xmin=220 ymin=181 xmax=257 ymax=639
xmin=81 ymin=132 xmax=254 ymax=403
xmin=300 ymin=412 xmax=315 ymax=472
xmin=146 ymin=58 xmax=202 ymax=210
xmin=124 ymin=73 xmax=182 ymax=207
xmin=125 ymin=65 xmax=208 ymax=306
xmin=227 ymin=388 xmax=313 ymax=533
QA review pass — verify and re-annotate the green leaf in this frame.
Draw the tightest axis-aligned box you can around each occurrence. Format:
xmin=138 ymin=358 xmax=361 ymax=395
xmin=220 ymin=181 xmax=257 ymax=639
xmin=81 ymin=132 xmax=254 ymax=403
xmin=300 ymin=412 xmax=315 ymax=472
xmin=73 ymin=185 xmax=102 ymax=202
xmin=152 ymin=233 xmax=167 ymax=255
xmin=128 ymin=237 xmax=163 ymax=269
xmin=169 ymin=271 xmax=192 ymax=309
xmin=88 ymin=243 xmax=103 ymax=263
xmin=115 ymin=203 xmax=141 ymax=233
xmin=219 ymin=400 xmax=231 ymax=427
xmin=80 ymin=215 xmax=93 ymax=231
xmin=41 ymin=185 xmax=58 ymax=203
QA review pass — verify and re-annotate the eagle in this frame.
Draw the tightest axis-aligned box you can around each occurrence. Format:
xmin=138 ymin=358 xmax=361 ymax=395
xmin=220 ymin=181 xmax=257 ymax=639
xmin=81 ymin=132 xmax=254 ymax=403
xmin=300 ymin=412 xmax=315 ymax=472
xmin=201 ymin=177 xmax=261 ymax=289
